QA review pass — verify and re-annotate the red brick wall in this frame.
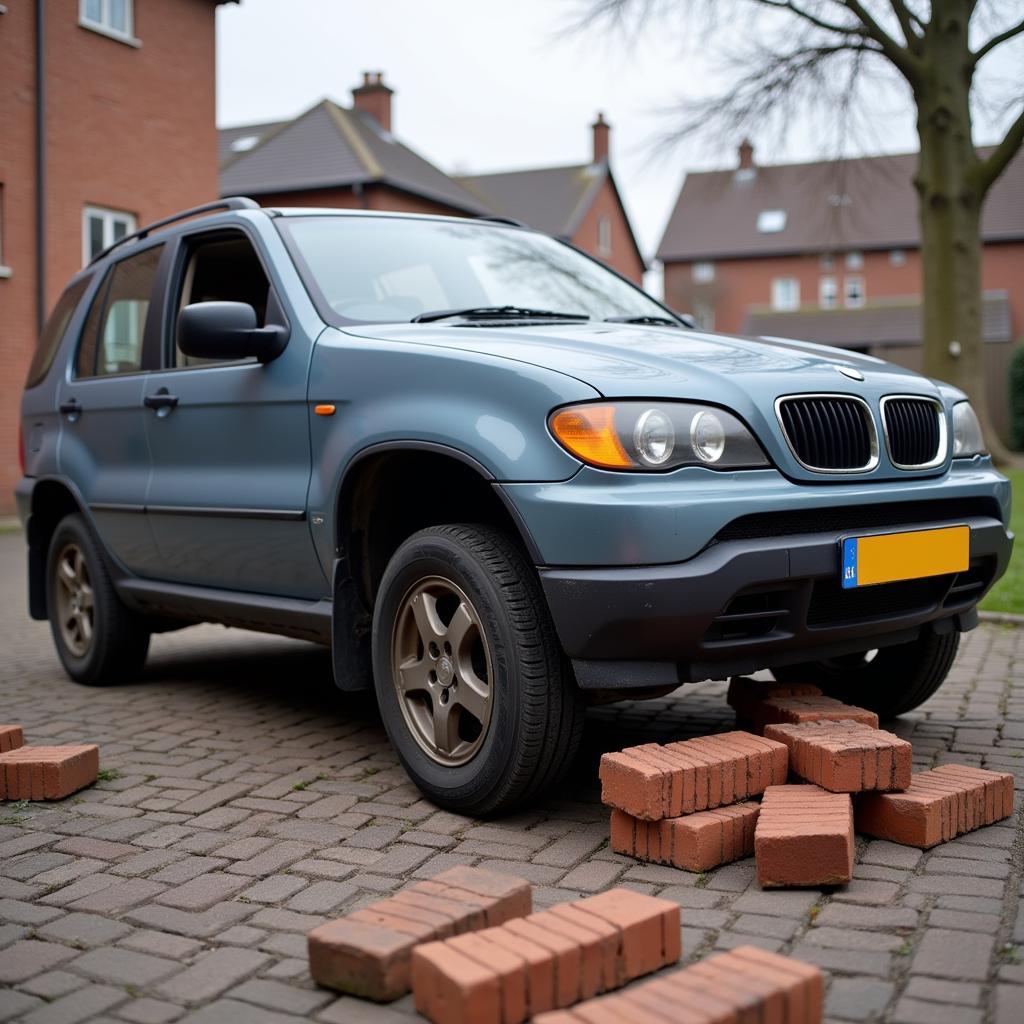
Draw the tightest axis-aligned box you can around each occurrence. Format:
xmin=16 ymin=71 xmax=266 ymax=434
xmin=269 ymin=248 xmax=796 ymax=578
xmin=571 ymin=178 xmax=645 ymax=285
xmin=252 ymin=184 xmax=472 ymax=219
xmin=663 ymin=242 xmax=1024 ymax=340
xmin=0 ymin=0 xmax=220 ymax=514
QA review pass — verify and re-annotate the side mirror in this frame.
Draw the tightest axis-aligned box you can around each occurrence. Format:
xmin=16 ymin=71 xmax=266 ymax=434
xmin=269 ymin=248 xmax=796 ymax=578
xmin=177 ymin=301 xmax=289 ymax=364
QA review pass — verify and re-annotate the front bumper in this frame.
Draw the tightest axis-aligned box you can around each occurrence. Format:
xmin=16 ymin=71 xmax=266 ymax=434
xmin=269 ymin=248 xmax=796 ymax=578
xmin=540 ymin=515 xmax=1012 ymax=688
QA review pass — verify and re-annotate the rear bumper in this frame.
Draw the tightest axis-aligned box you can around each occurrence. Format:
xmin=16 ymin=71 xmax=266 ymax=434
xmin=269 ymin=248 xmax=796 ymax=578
xmin=540 ymin=516 xmax=1013 ymax=688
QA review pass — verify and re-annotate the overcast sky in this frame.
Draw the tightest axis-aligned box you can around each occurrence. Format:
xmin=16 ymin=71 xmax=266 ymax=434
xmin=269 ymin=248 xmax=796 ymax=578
xmin=216 ymin=0 xmax=1022 ymax=274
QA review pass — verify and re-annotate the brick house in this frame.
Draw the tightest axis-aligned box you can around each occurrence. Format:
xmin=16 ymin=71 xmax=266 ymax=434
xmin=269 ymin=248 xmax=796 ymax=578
xmin=658 ymin=142 xmax=1024 ymax=440
xmin=220 ymin=75 xmax=646 ymax=283
xmin=0 ymin=0 xmax=229 ymax=513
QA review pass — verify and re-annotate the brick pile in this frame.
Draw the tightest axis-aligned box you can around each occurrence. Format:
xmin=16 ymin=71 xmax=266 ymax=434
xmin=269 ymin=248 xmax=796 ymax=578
xmin=533 ymin=945 xmax=825 ymax=1024
xmin=0 ymin=722 xmax=99 ymax=800
xmin=602 ymin=678 xmax=1015 ymax=888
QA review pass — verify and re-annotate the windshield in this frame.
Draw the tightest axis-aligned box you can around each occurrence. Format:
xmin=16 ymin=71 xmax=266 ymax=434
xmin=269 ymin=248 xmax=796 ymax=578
xmin=278 ymin=216 xmax=673 ymax=324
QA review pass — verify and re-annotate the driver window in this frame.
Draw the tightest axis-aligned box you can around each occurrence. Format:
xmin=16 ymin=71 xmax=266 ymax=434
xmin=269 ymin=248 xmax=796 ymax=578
xmin=174 ymin=233 xmax=271 ymax=367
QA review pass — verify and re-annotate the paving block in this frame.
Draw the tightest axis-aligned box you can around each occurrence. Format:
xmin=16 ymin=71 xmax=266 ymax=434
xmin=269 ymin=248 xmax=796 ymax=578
xmin=610 ymin=801 xmax=759 ymax=872
xmin=307 ymin=865 xmax=531 ymax=1001
xmin=0 ymin=725 xmax=24 ymax=753
xmin=855 ymin=763 xmax=1015 ymax=849
xmin=532 ymin=944 xmax=824 ymax=1023
xmin=410 ymin=888 xmax=680 ymax=1023
xmin=764 ymin=719 xmax=912 ymax=792
xmin=0 ymin=745 xmax=99 ymax=800
xmin=755 ymin=784 xmax=854 ymax=888
xmin=743 ymin=693 xmax=879 ymax=735
xmin=600 ymin=731 xmax=787 ymax=821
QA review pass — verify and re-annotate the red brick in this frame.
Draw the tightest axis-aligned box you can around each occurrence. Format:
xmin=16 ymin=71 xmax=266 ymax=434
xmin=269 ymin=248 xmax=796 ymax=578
xmin=410 ymin=888 xmax=680 ymax=1022
xmin=751 ymin=694 xmax=880 ymax=735
xmin=764 ymin=720 xmax=912 ymax=792
xmin=600 ymin=731 xmax=787 ymax=820
xmin=308 ymin=866 xmax=531 ymax=1000
xmin=0 ymin=725 xmax=24 ymax=753
xmin=755 ymin=784 xmax=854 ymax=888
xmin=611 ymin=802 xmax=759 ymax=872
xmin=727 ymin=676 xmax=822 ymax=714
xmin=0 ymin=745 xmax=99 ymax=800
xmin=856 ymin=763 xmax=1014 ymax=848
xmin=533 ymin=945 xmax=824 ymax=1024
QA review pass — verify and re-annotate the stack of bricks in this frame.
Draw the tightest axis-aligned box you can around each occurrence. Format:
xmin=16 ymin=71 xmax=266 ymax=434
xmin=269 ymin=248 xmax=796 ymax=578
xmin=602 ymin=731 xmax=789 ymax=873
xmin=728 ymin=676 xmax=879 ymax=735
xmin=308 ymin=865 xmax=532 ymax=1001
xmin=411 ymin=888 xmax=680 ymax=1024
xmin=0 ymin=723 xmax=99 ymax=801
xmin=533 ymin=945 xmax=825 ymax=1024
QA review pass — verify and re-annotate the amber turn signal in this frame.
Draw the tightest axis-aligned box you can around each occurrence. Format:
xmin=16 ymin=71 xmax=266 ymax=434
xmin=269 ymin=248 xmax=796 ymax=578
xmin=314 ymin=404 xmax=336 ymax=416
xmin=549 ymin=405 xmax=631 ymax=469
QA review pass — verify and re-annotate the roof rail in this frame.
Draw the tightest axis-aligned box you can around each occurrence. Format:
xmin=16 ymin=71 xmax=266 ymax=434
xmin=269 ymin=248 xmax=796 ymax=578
xmin=89 ymin=197 xmax=261 ymax=265
xmin=476 ymin=214 xmax=528 ymax=228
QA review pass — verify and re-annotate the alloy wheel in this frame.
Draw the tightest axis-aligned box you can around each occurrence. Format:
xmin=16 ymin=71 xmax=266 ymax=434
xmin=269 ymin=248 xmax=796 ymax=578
xmin=54 ymin=542 xmax=94 ymax=658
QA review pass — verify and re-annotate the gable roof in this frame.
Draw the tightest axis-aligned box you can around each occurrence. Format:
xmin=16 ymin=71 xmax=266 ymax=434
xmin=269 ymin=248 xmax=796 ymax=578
xmin=657 ymin=148 xmax=1024 ymax=263
xmin=218 ymin=100 xmax=490 ymax=215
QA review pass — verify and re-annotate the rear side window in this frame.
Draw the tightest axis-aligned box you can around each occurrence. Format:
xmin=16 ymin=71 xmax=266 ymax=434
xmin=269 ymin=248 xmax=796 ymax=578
xmin=75 ymin=244 xmax=163 ymax=378
xmin=25 ymin=277 xmax=91 ymax=387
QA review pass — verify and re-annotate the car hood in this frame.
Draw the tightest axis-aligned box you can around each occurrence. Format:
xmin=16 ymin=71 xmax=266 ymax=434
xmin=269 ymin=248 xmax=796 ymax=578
xmin=343 ymin=320 xmax=937 ymax=403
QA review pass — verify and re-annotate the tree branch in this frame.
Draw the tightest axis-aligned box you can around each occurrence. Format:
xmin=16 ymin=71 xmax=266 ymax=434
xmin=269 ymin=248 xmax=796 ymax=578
xmin=747 ymin=0 xmax=863 ymax=37
xmin=840 ymin=0 xmax=921 ymax=80
xmin=888 ymin=0 xmax=922 ymax=51
xmin=974 ymin=104 xmax=1024 ymax=196
xmin=970 ymin=17 xmax=1024 ymax=66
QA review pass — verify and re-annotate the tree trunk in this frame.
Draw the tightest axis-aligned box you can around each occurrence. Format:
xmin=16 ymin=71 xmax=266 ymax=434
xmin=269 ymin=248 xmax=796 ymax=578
xmin=914 ymin=0 xmax=1012 ymax=462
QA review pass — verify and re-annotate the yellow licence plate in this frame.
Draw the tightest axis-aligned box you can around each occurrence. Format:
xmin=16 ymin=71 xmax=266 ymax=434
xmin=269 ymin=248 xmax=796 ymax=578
xmin=841 ymin=525 xmax=970 ymax=589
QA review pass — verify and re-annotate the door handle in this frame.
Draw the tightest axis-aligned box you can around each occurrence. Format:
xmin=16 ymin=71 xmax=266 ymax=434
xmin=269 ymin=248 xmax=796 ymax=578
xmin=143 ymin=390 xmax=179 ymax=411
xmin=59 ymin=399 xmax=81 ymax=416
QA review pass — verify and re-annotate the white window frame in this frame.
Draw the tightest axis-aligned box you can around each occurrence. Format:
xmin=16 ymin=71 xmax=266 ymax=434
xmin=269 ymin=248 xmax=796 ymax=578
xmin=845 ymin=250 xmax=864 ymax=270
xmin=771 ymin=277 xmax=799 ymax=311
xmin=820 ymin=253 xmax=835 ymax=271
xmin=83 ymin=206 xmax=137 ymax=267
xmin=757 ymin=209 xmax=786 ymax=233
xmin=889 ymin=248 xmax=906 ymax=266
xmin=597 ymin=216 xmax=612 ymax=257
xmin=692 ymin=261 xmax=715 ymax=283
xmin=819 ymin=275 xmax=837 ymax=310
xmin=79 ymin=0 xmax=140 ymax=46
xmin=844 ymin=275 xmax=866 ymax=309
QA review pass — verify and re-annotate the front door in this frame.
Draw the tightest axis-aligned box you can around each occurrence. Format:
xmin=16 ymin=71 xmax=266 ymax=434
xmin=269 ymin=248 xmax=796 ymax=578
xmin=142 ymin=228 xmax=326 ymax=599
xmin=56 ymin=242 xmax=166 ymax=576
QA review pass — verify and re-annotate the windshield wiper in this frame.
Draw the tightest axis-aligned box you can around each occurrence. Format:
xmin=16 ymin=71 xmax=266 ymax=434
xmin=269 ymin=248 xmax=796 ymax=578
xmin=604 ymin=315 xmax=684 ymax=327
xmin=412 ymin=305 xmax=589 ymax=323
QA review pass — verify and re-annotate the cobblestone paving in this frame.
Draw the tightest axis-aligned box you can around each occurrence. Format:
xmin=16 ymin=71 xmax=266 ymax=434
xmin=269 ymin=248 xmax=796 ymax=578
xmin=1 ymin=531 xmax=1022 ymax=1023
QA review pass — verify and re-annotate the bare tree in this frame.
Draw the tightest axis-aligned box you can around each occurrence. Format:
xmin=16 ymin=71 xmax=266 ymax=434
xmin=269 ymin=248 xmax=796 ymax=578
xmin=575 ymin=0 xmax=1024 ymax=459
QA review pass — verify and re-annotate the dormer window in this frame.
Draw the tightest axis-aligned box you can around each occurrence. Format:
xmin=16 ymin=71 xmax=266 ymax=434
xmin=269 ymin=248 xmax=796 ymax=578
xmin=757 ymin=210 xmax=786 ymax=234
xmin=231 ymin=135 xmax=261 ymax=154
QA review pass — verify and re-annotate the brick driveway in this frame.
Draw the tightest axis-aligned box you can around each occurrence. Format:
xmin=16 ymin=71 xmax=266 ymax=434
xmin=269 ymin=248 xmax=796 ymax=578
xmin=1 ymin=531 xmax=1022 ymax=1024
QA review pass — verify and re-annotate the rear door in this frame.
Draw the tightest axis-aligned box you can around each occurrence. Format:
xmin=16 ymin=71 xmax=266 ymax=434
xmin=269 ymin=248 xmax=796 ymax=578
xmin=142 ymin=226 xmax=326 ymax=598
xmin=56 ymin=242 xmax=167 ymax=575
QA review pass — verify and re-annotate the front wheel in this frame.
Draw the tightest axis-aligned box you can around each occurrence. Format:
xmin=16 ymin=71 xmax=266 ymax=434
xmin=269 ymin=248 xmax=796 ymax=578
xmin=772 ymin=630 xmax=960 ymax=718
xmin=46 ymin=514 xmax=150 ymax=685
xmin=371 ymin=524 xmax=584 ymax=816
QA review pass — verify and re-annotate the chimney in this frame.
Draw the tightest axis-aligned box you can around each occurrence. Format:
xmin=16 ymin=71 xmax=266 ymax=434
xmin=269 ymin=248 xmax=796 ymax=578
xmin=592 ymin=112 xmax=610 ymax=164
xmin=738 ymin=138 xmax=755 ymax=170
xmin=352 ymin=71 xmax=394 ymax=132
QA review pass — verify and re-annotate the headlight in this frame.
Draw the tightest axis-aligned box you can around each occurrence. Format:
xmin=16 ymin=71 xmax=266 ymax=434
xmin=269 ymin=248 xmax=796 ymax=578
xmin=549 ymin=402 xmax=769 ymax=471
xmin=951 ymin=401 xmax=986 ymax=458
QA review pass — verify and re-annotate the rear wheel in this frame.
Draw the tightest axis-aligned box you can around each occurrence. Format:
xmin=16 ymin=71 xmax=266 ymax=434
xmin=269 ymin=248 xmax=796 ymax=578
xmin=371 ymin=524 xmax=584 ymax=816
xmin=772 ymin=631 xmax=960 ymax=718
xmin=46 ymin=514 xmax=150 ymax=685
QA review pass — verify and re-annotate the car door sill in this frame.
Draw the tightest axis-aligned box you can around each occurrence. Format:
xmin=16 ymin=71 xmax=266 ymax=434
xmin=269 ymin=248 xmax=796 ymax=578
xmin=117 ymin=578 xmax=332 ymax=644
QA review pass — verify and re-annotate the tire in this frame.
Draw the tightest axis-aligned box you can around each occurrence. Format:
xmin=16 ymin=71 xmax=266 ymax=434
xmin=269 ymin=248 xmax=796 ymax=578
xmin=46 ymin=514 xmax=150 ymax=685
xmin=371 ymin=524 xmax=585 ymax=816
xmin=772 ymin=631 xmax=960 ymax=718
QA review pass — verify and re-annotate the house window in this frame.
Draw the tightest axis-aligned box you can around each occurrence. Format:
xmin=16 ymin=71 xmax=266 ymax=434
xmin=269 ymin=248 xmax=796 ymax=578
xmin=844 ymin=275 xmax=865 ymax=308
xmin=820 ymin=253 xmax=835 ymax=270
xmin=819 ymin=276 xmax=837 ymax=310
xmin=845 ymin=250 xmax=863 ymax=270
xmin=692 ymin=261 xmax=715 ymax=283
xmin=231 ymin=135 xmax=261 ymax=153
xmin=80 ymin=0 xmax=136 ymax=43
xmin=83 ymin=206 xmax=136 ymax=266
xmin=771 ymin=278 xmax=799 ymax=311
xmin=890 ymin=249 xmax=906 ymax=266
xmin=757 ymin=210 xmax=787 ymax=233
xmin=597 ymin=216 xmax=612 ymax=256
xmin=692 ymin=301 xmax=715 ymax=331
xmin=0 ymin=183 xmax=9 ymax=278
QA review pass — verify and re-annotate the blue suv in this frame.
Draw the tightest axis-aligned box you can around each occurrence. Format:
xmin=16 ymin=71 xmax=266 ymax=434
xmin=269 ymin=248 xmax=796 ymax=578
xmin=18 ymin=199 xmax=1013 ymax=813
